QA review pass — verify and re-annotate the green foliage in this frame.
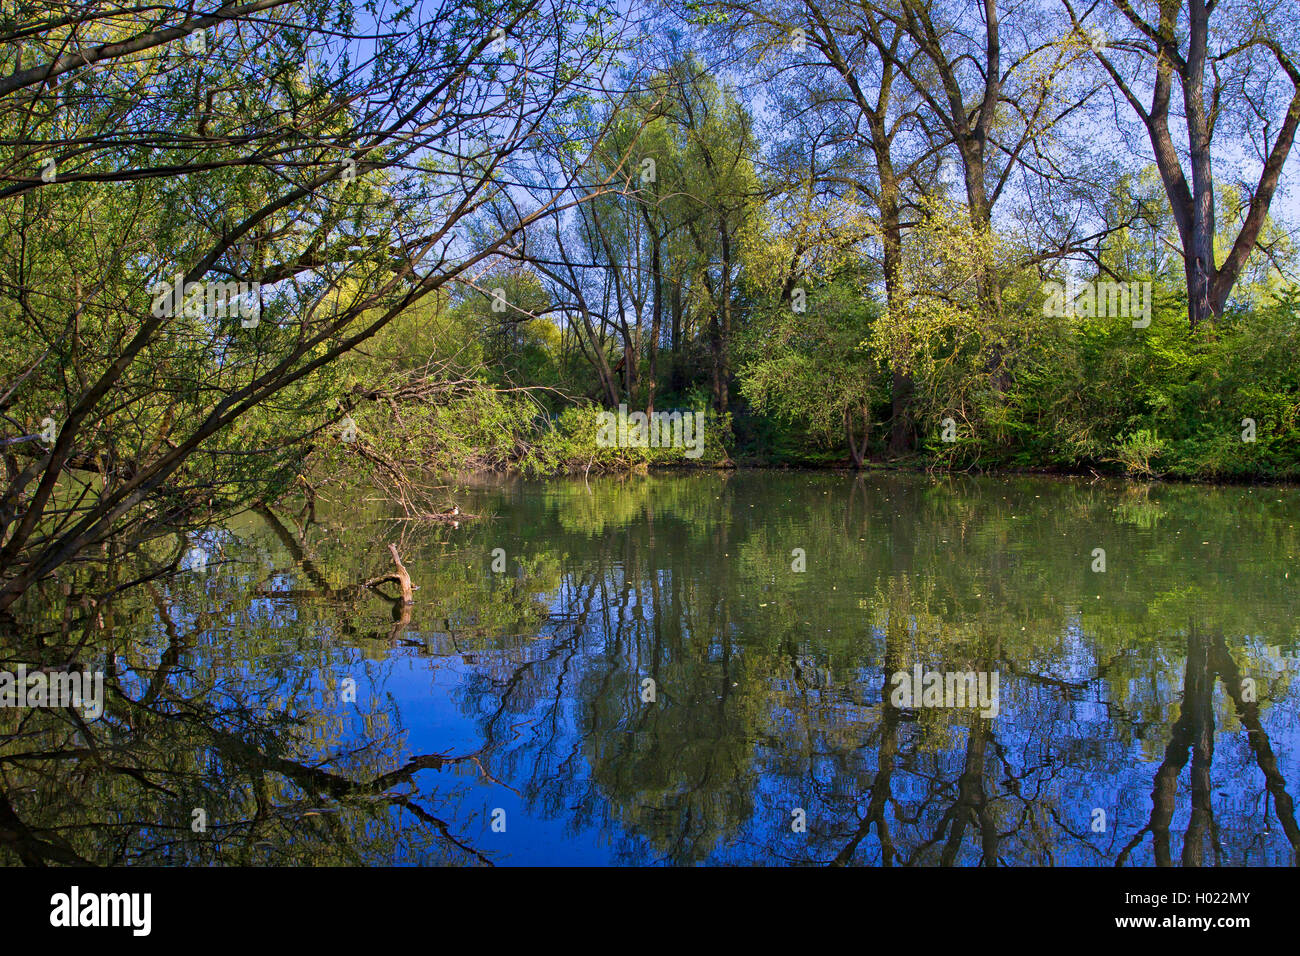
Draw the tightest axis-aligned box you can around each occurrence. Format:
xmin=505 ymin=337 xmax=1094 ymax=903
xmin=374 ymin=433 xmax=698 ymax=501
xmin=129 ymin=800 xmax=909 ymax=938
xmin=520 ymin=402 xmax=732 ymax=475
xmin=993 ymin=287 xmax=1300 ymax=479
xmin=738 ymin=277 xmax=886 ymax=449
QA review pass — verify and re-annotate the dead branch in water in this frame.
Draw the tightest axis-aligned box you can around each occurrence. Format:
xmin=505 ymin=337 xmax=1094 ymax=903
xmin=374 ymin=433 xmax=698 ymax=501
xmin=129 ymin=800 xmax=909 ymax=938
xmin=362 ymin=543 xmax=415 ymax=604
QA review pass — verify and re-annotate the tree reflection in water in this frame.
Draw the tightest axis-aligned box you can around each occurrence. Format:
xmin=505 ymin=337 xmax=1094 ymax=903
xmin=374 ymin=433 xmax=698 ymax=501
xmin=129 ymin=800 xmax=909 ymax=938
xmin=2 ymin=473 xmax=1296 ymax=865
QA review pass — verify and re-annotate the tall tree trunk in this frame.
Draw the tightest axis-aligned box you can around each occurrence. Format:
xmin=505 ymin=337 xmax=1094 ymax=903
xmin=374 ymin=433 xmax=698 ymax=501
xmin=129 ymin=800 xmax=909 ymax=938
xmin=1103 ymin=0 xmax=1300 ymax=330
xmin=845 ymin=405 xmax=869 ymax=469
xmin=715 ymin=216 xmax=733 ymax=414
xmin=874 ymin=129 xmax=915 ymax=455
xmin=643 ymin=212 xmax=663 ymax=416
xmin=670 ymin=274 xmax=681 ymax=358
xmin=579 ymin=311 xmax=620 ymax=407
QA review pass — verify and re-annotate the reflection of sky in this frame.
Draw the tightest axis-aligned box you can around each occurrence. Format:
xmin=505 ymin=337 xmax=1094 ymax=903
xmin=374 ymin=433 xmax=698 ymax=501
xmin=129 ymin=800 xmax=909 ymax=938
xmin=92 ymin=474 xmax=1300 ymax=865
xmin=303 ymin=586 xmax=1299 ymax=865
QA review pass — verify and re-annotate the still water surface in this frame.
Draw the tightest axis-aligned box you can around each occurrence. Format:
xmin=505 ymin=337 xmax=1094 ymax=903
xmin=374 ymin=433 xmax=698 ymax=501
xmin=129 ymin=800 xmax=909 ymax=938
xmin=3 ymin=471 xmax=1298 ymax=865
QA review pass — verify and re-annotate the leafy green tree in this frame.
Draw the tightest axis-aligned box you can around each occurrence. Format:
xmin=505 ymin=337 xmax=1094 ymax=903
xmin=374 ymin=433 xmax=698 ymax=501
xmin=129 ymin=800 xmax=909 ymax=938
xmin=740 ymin=278 xmax=887 ymax=467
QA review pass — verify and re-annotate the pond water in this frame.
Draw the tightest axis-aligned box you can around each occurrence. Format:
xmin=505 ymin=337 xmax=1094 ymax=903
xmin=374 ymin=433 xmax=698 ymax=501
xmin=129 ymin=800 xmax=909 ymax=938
xmin=3 ymin=471 xmax=1298 ymax=865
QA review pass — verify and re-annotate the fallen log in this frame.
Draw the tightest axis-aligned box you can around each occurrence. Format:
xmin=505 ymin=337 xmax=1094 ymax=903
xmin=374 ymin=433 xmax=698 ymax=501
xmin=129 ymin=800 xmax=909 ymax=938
xmin=420 ymin=507 xmax=479 ymax=523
